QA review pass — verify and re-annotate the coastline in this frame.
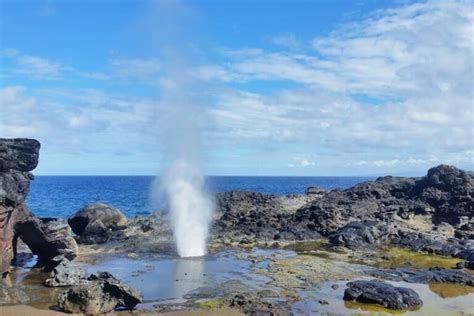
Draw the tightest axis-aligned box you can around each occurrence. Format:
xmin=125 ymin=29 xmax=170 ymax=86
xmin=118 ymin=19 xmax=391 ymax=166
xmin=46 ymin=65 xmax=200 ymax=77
xmin=1 ymin=138 xmax=473 ymax=315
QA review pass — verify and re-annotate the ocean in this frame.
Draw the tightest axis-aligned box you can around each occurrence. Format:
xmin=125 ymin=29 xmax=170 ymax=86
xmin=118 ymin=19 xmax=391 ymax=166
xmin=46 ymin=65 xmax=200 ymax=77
xmin=27 ymin=176 xmax=374 ymax=218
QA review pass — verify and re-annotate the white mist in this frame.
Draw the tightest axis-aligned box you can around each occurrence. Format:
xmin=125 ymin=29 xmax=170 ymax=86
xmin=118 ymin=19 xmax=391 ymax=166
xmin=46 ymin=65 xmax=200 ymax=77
xmin=147 ymin=0 xmax=213 ymax=258
xmin=160 ymin=159 xmax=212 ymax=257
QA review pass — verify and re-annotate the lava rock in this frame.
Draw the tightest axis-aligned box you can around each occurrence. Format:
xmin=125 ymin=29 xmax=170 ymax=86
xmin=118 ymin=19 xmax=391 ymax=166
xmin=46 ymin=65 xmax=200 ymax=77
xmin=397 ymin=267 xmax=474 ymax=285
xmin=366 ymin=266 xmax=474 ymax=286
xmin=413 ymin=165 xmax=474 ymax=225
xmin=214 ymin=191 xmax=294 ymax=241
xmin=78 ymin=219 xmax=110 ymax=244
xmin=391 ymin=232 xmax=471 ymax=258
xmin=68 ymin=203 xmax=127 ymax=237
xmin=328 ymin=221 xmax=389 ymax=249
xmin=289 ymin=165 xmax=474 ymax=236
xmin=57 ymin=271 xmax=143 ymax=314
xmin=344 ymin=279 xmax=423 ymax=310
xmin=15 ymin=216 xmax=78 ymax=262
xmin=0 ymin=170 xmax=33 ymax=205
xmin=455 ymin=223 xmax=474 ymax=240
xmin=0 ymin=138 xmax=40 ymax=172
xmin=44 ymin=256 xmax=86 ymax=287
xmin=305 ymin=186 xmax=326 ymax=195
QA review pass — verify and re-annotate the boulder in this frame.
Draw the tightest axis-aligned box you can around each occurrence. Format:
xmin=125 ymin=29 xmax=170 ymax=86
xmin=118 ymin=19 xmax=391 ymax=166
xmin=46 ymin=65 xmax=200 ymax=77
xmin=305 ymin=186 xmax=326 ymax=195
xmin=344 ymin=279 xmax=422 ymax=310
xmin=57 ymin=271 xmax=143 ymax=314
xmin=68 ymin=203 xmax=127 ymax=238
xmin=328 ymin=221 xmax=390 ymax=250
xmin=411 ymin=165 xmax=474 ymax=225
xmin=44 ymin=256 xmax=86 ymax=287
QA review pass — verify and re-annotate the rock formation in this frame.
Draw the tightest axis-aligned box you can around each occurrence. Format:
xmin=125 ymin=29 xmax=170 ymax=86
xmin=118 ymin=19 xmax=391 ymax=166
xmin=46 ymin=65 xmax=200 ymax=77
xmin=292 ymin=165 xmax=473 ymax=237
xmin=0 ymin=139 xmax=40 ymax=276
xmin=0 ymin=138 xmax=77 ymax=277
xmin=57 ymin=271 xmax=143 ymax=314
xmin=212 ymin=165 xmax=473 ymax=258
xmin=68 ymin=203 xmax=127 ymax=244
xmin=344 ymin=279 xmax=423 ymax=310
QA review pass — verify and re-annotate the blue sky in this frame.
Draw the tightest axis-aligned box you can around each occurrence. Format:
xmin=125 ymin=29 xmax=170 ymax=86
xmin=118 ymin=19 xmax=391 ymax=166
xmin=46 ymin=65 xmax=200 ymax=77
xmin=1 ymin=0 xmax=473 ymax=176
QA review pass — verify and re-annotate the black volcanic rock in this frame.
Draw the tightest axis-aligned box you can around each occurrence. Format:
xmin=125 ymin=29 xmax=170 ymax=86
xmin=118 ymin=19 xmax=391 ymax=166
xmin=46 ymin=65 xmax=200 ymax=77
xmin=367 ymin=267 xmax=474 ymax=286
xmin=1 ymin=139 xmax=40 ymax=275
xmin=1 ymin=138 xmax=78 ymax=276
xmin=291 ymin=165 xmax=473 ymax=237
xmin=344 ymin=279 xmax=422 ymax=310
xmin=212 ymin=165 xmax=473 ymax=258
xmin=455 ymin=222 xmax=474 ymax=240
xmin=328 ymin=221 xmax=391 ymax=249
xmin=0 ymin=170 xmax=33 ymax=205
xmin=0 ymin=138 xmax=40 ymax=172
xmin=410 ymin=165 xmax=474 ymax=225
xmin=213 ymin=191 xmax=318 ymax=243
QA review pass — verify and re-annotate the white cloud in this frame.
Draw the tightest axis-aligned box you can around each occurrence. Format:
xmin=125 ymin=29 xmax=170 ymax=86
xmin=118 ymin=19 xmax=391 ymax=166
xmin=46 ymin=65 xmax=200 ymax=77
xmin=0 ymin=86 xmax=158 ymax=155
xmin=1 ymin=1 xmax=472 ymax=174
xmin=205 ymin=0 xmax=474 ymax=171
xmin=288 ymin=157 xmax=316 ymax=168
xmin=351 ymin=155 xmax=444 ymax=168
xmin=15 ymin=55 xmax=68 ymax=79
xmin=1 ymin=48 xmax=19 ymax=57
xmin=300 ymin=159 xmax=315 ymax=167
xmin=110 ymin=58 xmax=162 ymax=83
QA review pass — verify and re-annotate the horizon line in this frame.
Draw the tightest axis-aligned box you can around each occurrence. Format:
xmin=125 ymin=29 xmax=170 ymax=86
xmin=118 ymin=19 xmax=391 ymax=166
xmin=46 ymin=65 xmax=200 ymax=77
xmin=32 ymin=174 xmax=397 ymax=178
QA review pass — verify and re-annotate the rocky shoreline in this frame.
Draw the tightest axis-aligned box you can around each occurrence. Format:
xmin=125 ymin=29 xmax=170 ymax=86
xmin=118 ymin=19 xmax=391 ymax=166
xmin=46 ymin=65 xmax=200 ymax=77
xmin=1 ymin=138 xmax=473 ymax=315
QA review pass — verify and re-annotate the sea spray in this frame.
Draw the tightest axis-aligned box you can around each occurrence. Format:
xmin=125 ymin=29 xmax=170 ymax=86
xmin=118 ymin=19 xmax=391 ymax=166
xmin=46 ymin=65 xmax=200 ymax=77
xmin=153 ymin=79 xmax=214 ymax=257
xmin=159 ymin=159 xmax=213 ymax=257
xmin=146 ymin=0 xmax=213 ymax=257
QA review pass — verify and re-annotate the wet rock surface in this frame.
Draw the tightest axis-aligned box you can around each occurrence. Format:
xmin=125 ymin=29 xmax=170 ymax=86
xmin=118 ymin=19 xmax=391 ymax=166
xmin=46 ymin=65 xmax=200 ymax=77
xmin=57 ymin=271 xmax=143 ymax=314
xmin=344 ymin=279 xmax=423 ymax=310
xmin=398 ymin=267 xmax=474 ymax=285
xmin=367 ymin=266 xmax=474 ymax=286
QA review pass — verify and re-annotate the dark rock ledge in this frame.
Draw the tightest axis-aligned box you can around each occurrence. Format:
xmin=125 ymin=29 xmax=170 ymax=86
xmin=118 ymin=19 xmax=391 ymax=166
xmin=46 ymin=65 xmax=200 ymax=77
xmin=1 ymin=138 xmax=78 ymax=276
xmin=0 ymin=138 xmax=142 ymax=313
xmin=344 ymin=279 xmax=423 ymax=310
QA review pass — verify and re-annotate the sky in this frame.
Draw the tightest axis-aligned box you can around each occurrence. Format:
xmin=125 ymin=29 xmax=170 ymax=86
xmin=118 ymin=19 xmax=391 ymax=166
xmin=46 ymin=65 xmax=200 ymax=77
xmin=0 ymin=0 xmax=473 ymax=176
